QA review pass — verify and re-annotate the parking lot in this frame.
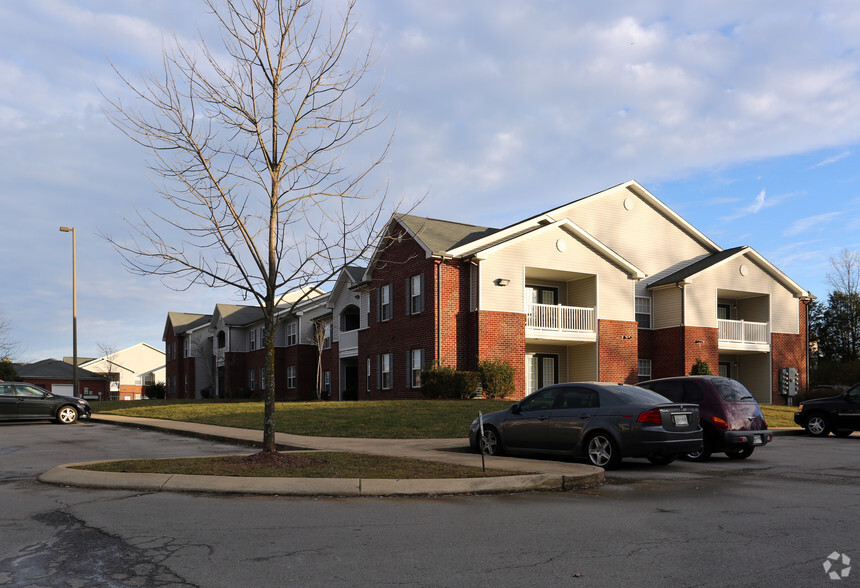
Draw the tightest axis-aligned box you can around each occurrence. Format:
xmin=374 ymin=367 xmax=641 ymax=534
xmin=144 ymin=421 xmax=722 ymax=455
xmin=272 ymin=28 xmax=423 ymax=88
xmin=0 ymin=421 xmax=858 ymax=586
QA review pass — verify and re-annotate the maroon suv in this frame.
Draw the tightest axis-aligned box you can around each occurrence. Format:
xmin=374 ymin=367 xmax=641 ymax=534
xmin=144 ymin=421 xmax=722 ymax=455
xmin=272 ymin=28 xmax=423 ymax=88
xmin=638 ymin=376 xmax=772 ymax=460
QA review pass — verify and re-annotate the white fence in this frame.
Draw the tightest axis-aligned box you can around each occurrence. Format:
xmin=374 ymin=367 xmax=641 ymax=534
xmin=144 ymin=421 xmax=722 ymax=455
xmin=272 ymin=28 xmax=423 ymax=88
xmin=526 ymin=303 xmax=595 ymax=332
xmin=718 ymin=319 xmax=769 ymax=344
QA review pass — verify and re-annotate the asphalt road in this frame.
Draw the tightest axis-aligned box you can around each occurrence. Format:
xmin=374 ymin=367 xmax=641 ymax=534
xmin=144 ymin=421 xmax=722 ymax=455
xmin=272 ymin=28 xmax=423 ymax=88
xmin=0 ymin=420 xmax=858 ymax=587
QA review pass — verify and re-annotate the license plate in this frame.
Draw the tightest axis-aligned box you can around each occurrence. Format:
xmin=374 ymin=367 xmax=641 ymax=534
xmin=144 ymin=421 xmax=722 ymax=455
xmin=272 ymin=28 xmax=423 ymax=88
xmin=672 ymin=413 xmax=689 ymax=427
xmin=752 ymin=434 xmax=763 ymax=445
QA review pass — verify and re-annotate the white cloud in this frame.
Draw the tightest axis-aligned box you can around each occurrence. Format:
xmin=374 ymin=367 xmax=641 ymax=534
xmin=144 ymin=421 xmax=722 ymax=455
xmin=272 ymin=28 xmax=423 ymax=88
xmin=784 ymin=212 xmax=842 ymax=236
xmin=810 ymin=151 xmax=851 ymax=169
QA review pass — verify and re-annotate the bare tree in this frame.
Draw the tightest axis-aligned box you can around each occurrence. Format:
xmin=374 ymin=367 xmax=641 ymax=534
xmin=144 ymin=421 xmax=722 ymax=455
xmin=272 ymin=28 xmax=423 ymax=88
xmin=310 ymin=319 xmax=330 ymax=399
xmin=824 ymin=249 xmax=860 ymax=362
xmin=102 ymin=0 xmax=401 ymax=451
xmin=97 ymin=342 xmax=121 ymax=396
xmin=0 ymin=311 xmax=19 ymax=361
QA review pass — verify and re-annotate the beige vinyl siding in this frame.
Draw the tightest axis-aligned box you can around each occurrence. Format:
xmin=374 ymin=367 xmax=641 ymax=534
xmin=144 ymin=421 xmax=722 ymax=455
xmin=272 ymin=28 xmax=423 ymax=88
xmin=736 ymin=353 xmax=772 ymax=404
xmin=567 ymin=275 xmax=597 ymax=307
xmin=686 ymin=254 xmax=799 ymax=334
xmin=479 ymin=225 xmax=634 ymax=321
xmin=568 ymin=343 xmax=598 ymax=381
xmin=551 ymin=186 xmax=713 ymax=278
xmin=737 ymin=296 xmax=769 ymax=323
xmin=526 ymin=344 xmax=569 ymax=381
xmin=653 ymin=287 xmax=683 ymax=329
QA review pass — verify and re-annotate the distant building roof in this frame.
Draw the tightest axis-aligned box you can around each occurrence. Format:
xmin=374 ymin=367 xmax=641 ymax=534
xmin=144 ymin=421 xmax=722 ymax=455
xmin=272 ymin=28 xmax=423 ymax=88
xmin=397 ymin=214 xmax=499 ymax=254
xmin=17 ymin=358 xmax=107 ymax=381
xmin=167 ymin=312 xmax=212 ymax=335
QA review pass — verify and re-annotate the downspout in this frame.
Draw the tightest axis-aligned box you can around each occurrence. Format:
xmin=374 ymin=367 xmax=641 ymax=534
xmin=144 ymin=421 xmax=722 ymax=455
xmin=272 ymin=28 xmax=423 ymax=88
xmin=677 ymin=282 xmax=686 ymax=376
xmin=436 ymin=258 xmax=442 ymax=364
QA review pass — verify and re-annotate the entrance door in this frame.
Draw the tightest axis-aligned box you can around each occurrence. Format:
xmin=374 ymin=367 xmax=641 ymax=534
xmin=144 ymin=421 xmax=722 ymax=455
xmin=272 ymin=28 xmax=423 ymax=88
xmin=342 ymin=360 xmax=358 ymax=401
xmin=719 ymin=362 xmax=731 ymax=379
xmin=526 ymin=354 xmax=558 ymax=394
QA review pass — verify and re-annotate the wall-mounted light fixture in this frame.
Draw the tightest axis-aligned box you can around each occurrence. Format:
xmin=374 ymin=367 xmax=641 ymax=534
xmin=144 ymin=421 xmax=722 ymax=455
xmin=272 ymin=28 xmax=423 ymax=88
xmin=494 ymin=278 xmax=510 ymax=286
xmin=620 ymin=335 xmax=633 ymax=340
xmin=694 ymin=340 xmax=703 ymax=344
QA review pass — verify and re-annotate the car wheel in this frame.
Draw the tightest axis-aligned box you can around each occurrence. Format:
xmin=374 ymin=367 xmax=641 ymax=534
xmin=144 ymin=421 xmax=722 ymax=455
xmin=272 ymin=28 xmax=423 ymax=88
xmin=56 ymin=406 xmax=79 ymax=424
xmin=647 ymin=453 xmax=676 ymax=466
xmin=586 ymin=433 xmax=621 ymax=469
xmin=479 ymin=427 xmax=503 ymax=456
xmin=725 ymin=447 xmax=754 ymax=460
xmin=684 ymin=443 xmax=712 ymax=462
xmin=805 ymin=414 xmax=831 ymax=437
xmin=834 ymin=429 xmax=853 ymax=438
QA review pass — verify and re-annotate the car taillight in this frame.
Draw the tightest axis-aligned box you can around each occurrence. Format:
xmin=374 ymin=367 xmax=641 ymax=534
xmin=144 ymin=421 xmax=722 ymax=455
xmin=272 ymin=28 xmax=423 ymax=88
xmin=711 ymin=415 xmax=728 ymax=429
xmin=763 ymin=420 xmax=768 ymax=429
xmin=637 ymin=409 xmax=663 ymax=424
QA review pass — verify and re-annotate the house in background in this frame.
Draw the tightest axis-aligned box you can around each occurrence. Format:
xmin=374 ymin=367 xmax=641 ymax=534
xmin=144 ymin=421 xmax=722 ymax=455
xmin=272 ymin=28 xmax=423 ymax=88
xmin=78 ymin=343 xmax=166 ymax=401
xmin=164 ymin=180 xmax=811 ymax=405
xmin=16 ymin=359 xmax=109 ymax=400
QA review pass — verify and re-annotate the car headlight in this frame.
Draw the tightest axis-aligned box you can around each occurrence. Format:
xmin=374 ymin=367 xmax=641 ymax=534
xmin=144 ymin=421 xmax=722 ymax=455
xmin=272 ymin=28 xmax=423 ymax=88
xmin=796 ymin=403 xmax=803 ymax=412
xmin=470 ymin=418 xmax=478 ymax=426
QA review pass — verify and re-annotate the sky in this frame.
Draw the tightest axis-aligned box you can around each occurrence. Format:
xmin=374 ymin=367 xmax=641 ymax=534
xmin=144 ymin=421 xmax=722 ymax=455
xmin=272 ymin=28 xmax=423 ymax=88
xmin=2 ymin=0 xmax=860 ymax=363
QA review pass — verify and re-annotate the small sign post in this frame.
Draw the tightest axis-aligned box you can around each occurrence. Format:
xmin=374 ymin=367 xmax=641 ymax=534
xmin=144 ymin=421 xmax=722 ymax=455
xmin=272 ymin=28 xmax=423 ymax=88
xmin=478 ymin=411 xmax=485 ymax=472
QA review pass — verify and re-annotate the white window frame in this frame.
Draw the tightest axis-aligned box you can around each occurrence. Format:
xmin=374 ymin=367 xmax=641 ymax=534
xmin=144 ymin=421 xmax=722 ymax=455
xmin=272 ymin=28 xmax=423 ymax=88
xmin=409 ymin=348 xmax=423 ymax=388
xmin=249 ymin=328 xmax=257 ymax=351
xmin=366 ymin=357 xmax=371 ymax=392
xmin=635 ymin=296 xmax=652 ymax=329
xmin=323 ymin=370 xmax=331 ymax=395
xmin=249 ymin=369 xmax=256 ymax=390
xmin=408 ymin=274 xmax=424 ymax=315
xmin=638 ymin=359 xmax=652 ymax=382
xmin=286 ymin=322 xmax=297 ymax=346
xmin=323 ymin=322 xmax=331 ymax=349
xmin=379 ymin=284 xmax=392 ymax=322
xmin=287 ymin=365 xmax=296 ymax=389
xmin=183 ymin=338 xmax=189 ymax=358
xmin=380 ymin=353 xmax=392 ymax=390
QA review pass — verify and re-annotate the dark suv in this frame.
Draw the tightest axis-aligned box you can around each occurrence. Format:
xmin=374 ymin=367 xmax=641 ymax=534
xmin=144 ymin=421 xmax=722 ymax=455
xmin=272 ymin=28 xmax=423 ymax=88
xmin=639 ymin=376 xmax=771 ymax=460
xmin=794 ymin=384 xmax=860 ymax=437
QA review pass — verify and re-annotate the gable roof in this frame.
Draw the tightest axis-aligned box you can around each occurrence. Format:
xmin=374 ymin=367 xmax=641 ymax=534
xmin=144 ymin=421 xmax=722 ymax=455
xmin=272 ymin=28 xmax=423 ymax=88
xmin=397 ymin=214 xmax=499 ymax=255
xmin=17 ymin=359 xmax=106 ymax=381
xmin=648 ymin=246 xmax=810 ymax=297
xmin=211 ymin=304 xmax=264 ymax=328
xmin=471 ymin=218 xmax=646 ymax=280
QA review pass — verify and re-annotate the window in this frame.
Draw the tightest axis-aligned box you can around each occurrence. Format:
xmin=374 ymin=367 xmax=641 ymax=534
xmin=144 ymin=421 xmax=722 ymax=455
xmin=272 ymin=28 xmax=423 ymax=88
xmin=519 ymin=388 xmax=559 ymax=411
xmin=323 ymin=371 xmax=331 ymax=396
xmin=323 ymin=322 xmax=331 ymax=349
xmin=260 ymin=368 xmax=266 ymax=389
xmin=286 ymin=322 xmax=297 ymax=346
xmin=340 ymin=305 xmax=360 ymax=331
xmin=407 ymin=348 xmax=424 ymax=388
xmin=638 ymin=359 xmax=652 ymax=383
xmin=407 ymin=274 xmax=425 ymax=315
xmin=527 ymin=285 xmax=559 ymax=306
xmin=379 ymin=353 xmax=392 ymax=389
xmin=183 ymin=338 xmax=189 ymax=358
xmin=249 ymin=369 xmax=256 ymax=390
xmin=217 ymin=331 xmax=226 ymax=349
xmin=378 ymin=284 xmax=392 ymax=322
xmin=366 ymin=358 xmax=371 ymax=392
xmin=287 ymin=366 xmax=296 ymax=389
xmin=249 ymin=328 xmax=257 ymax=351
xmin=635 ymin=296 xmax=652 ymax=329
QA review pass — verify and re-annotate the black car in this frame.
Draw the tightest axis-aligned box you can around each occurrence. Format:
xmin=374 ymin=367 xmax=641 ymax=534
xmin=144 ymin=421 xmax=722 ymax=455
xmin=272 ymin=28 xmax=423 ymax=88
xmin=0 ymin=382 xmax=91 ymax=424
xmin=638 ymin=376 xmax=771 ymax=460
xmin=469 ymin=382 xmax=702 ymax=469
xmin=794 ymin=384 xmax=860 ymax=437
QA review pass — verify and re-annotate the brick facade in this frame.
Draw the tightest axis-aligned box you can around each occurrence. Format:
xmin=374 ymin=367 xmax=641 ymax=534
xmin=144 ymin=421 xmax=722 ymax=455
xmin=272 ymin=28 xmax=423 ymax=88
xmin=598 ymin=320 xmax=639 ymax=384
xmin=771 ymin=301 xmax=809 ymax=406
xmin=476 ymin=310 xmax=526 ymax=398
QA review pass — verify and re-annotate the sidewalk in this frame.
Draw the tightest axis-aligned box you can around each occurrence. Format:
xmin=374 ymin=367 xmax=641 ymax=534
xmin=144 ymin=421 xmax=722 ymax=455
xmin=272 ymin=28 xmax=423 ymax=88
xmin=38 ymin=414 xmax=605 ymax=497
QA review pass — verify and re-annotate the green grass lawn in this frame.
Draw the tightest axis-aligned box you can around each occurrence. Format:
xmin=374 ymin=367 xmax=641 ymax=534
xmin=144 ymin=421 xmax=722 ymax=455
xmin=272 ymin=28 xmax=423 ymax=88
xmin=94 ymin=398 xmax=800 ymax=439
xmin=95 ymin=399 xmax=513 ymax=439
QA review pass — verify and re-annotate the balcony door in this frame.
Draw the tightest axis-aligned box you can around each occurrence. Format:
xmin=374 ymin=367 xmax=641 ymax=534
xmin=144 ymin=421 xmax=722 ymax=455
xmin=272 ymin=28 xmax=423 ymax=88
xmin=526 ymin=353 xmax=558 ymax=394
xmin=527 ymin=285 xmax=558 ymax=306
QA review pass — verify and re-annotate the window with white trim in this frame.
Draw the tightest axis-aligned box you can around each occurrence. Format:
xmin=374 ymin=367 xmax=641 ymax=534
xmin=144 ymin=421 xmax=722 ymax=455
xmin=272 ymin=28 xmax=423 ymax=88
xmin=323 ymin=322 xmax=331 ymax=349
xmin=286 ymin=322 xmax=297 ymax=346
xmin=249 ymin=328 xmax=257 ymax=351
xmin=379 ymin=284 xmax=392 ymax=322
xmin=407 ymin=274 xmax=424 ymax=315
xmin=323 ymin=371 xmax=331 ymax=396
xmin=249 ymin=369 xmax=256 ymax=390
xmin=638 ymin=359 xmax=652 ymax=383
xmin=366 ymin=358 xmax=371 ymax=392
xmin=287 ymin=366 xmax=296 ymax=389
xmin=379 ymin=353 xmax=392 ymax=389
xmin=183 ymin=338 xmax=189 ymax=358
xmin=408 ymin=348 xmax=424 ymax=388
xmin=635 ymin=296 xmax=652 ymax=329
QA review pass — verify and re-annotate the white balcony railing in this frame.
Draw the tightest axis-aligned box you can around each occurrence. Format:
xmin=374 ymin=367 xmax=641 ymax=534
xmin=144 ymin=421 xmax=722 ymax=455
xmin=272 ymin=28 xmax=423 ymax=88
xmin=526 ymin=303 xmax=595 ymax=332
xmin=718 ymin=319 xmax=769 ymax=345
xmin=339 ymin=329 xmax=359 ymax=354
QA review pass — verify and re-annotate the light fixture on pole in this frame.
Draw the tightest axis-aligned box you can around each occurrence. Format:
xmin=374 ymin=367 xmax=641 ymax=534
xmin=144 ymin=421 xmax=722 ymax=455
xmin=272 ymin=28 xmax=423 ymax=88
xmin=59 ymin=226 xmax=78 ymax=397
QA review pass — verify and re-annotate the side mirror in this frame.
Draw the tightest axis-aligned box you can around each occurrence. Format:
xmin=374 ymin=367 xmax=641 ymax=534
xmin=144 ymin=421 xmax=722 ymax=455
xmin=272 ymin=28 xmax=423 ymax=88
xmin=509 ymin=404 xmax=521 ymax=414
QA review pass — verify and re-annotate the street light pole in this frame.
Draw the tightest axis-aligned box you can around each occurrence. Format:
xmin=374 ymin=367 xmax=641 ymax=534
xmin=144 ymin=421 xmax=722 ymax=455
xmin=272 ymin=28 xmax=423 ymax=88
xmin=59 ymin=226 xmax=78 ymax=397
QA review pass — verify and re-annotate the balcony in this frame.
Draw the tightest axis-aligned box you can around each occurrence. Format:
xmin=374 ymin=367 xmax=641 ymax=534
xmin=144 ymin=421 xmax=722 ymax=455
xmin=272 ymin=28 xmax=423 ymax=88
xmin=525 ymin=303 xmax=596 ymax=342
xmin=339 ymin=329 xmax=359 ymax=357
xmin=718 ymin=319 xmax=770 ymax=352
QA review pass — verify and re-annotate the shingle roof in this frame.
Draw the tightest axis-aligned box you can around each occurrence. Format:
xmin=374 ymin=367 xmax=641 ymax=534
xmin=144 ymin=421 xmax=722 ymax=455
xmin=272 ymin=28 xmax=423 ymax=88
xmin=215 ymin=304 xmax=265 ymax=326
xmin=398 ymin=214 xmax=499 ymax=254
xmin=648 ymin=246 xmax=747 ymax=288
xmin=167 ymin=312 xmax=212 ymax=335
xmin=17 ymin=359 xmax=106 ymax=380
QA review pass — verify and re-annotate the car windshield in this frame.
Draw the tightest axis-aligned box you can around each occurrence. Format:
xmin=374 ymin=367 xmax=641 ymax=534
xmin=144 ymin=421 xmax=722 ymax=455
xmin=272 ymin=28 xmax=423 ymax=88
xmin=603 ymin=385 xmax=671 ymax=405
xmin=712 ymin=378 xmax=755 ymax=402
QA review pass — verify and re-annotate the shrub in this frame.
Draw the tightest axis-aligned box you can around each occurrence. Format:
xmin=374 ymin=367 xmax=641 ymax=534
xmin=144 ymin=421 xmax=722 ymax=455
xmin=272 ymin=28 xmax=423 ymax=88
xmin=0 ymin=356 xmax=17 ymax=381
xmin=145 ymin=382 xmax=167 ymax=399
xmin=421 ymin=364 xmax=480 ymax=399
xmin=690 ymin=358 xmax=713 ymax=376
xmin=477 ymin=358 xmax=515 ymax=399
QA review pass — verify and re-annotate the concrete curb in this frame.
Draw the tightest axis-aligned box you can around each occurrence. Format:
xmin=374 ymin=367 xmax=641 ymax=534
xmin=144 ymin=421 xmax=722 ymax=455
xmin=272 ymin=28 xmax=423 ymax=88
xmin=39 ymin=462 xmax=601 ymax=497
xmin=39 ymin=416 xmax=606 ymax=496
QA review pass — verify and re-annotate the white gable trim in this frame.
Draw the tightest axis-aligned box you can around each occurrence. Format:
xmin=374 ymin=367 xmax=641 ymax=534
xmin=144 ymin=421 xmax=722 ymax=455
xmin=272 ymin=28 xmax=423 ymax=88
xmin=473 ymin=219 xmax=646 ymax=280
